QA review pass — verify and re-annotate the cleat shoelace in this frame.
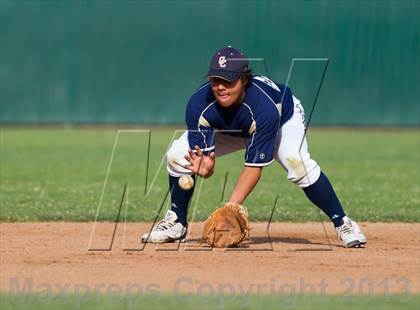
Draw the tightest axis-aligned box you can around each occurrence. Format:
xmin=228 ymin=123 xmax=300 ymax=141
xmin=156 ymin=220 xmax=175 ymax=231
xmin=339 ymin=222 xmax=353 ymax=235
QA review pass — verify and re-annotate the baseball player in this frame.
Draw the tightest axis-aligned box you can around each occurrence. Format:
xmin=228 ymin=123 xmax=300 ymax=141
xmin=142 ymin=46 xmax=367 ymax=248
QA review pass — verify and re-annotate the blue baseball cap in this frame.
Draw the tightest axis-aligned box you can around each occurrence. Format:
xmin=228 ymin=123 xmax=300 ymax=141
xmin=206 ymin=46 xmax=249 ymax=82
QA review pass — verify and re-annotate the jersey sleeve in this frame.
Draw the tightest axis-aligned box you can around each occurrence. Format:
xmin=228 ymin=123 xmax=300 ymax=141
xmin=274 ymin=83 xmax=295 ymax=125
xmin=185 ymin=97 xmax=215 ymax=152
xmin=244 ymin=107 xmax=280 ymax=167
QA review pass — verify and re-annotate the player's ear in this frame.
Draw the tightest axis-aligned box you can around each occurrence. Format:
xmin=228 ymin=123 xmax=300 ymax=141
xmin=241 ymin=70 xmax=252 ymax=86
xmin=241 ymin=75 xmax=249 ymax=86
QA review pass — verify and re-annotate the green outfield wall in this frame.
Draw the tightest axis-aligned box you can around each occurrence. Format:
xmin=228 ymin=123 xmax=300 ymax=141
xmin=1 ymin=0 xmax=419 ymax=125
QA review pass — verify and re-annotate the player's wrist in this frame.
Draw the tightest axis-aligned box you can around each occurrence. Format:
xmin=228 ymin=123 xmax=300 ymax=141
xmin=204 ymin=167 xmax=214 ymax=178
xmin=198 ymin=166 xmax=214 ymax=178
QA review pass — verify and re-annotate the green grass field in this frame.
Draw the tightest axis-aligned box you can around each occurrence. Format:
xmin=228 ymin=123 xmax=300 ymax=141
xmin=1 ymin=293 xmax=419 ymax=310
xmin=1 ymin=128 xmax=419 ymax=223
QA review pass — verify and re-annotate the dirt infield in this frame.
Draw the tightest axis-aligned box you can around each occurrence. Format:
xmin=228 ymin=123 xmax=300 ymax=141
xmin=1 ymin=222 xmax=419 ymax=296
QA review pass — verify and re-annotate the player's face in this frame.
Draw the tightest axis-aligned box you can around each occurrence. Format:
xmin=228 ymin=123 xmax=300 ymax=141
xmin=210 ymin=77 xmax=246 ymax=108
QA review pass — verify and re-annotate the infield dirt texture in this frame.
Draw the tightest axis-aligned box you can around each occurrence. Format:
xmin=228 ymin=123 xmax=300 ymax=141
xmin=1 ymin=222 xmax=419 ymax=295
xmin=0 ymin=129 xmax=419 ymax=309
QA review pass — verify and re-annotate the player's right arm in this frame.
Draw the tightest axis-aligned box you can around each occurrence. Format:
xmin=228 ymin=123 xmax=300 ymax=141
xmin=184 ymin=87 xmax=216 ymax=178
xmin=184 ymin=145 xmax=215 ymax=178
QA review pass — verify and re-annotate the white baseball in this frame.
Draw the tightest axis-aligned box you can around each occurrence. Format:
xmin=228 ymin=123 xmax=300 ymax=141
xmin=178 ymin=175 xmax=194 ymax=190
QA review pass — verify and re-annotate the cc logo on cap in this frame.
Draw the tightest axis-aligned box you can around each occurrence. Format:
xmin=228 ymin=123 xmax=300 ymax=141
xmin=218 ymin=56 xmax=227 ymax=68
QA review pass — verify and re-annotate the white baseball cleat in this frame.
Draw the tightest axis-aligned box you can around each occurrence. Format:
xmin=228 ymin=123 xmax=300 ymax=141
xmin=335 ymin=216 xmax=367 ymax=248
xmin=141 ymin=210 xmax=187 ymax=243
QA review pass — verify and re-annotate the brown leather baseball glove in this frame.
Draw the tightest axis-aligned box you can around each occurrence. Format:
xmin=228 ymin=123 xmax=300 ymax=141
xmin=201 ymin=203 xmax=251 ymax=248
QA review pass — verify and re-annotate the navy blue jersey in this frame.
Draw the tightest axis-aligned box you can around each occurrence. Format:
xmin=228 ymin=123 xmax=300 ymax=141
xmin=185 ymin=75 xmax=294 ymax=167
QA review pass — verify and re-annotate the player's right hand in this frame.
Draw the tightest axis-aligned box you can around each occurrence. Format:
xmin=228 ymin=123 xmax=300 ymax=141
xmin=184 ymin=145 xmax=215 ymax=178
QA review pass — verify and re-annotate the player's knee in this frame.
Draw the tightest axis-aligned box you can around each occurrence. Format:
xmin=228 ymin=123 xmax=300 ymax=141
xmin=166 ymin=147 xmax=176 ymax=166
xmin=287 ymin=165 xmax=320 ymax=187
xmin=166 ymin=144 xmax=191 ymax=177
xmin=281 ymin=152 xmax=306 ymax=176
xmin=280 ymin=152 xmax=320 ymax=187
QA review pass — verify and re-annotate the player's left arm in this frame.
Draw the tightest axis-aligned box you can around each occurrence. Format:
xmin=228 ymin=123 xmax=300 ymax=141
xmin=229 ymin=166 xmax=262 ymax=204
xmin=230 ymin=102 xmax=280 ymax=204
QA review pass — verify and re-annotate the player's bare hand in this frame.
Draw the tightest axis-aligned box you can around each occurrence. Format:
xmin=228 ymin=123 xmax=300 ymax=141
xmin=185 ymin=145 xmax=215 ymax=178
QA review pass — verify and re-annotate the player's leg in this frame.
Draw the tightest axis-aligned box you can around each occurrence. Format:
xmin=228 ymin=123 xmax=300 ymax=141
xmin=141 ymin=131 xmax=193 ymax=242
xmin=274 ymin=96 xmax=366 ymax=247
xmin=166 ymin=131 xmax=247 ymax=222
xmin=166 ymin=131 xmax=196 ymax=226
xmin=142 ymin=131 xmax=247 ymax=243
xmin=165 ymin=130 xmax=247 ymax=220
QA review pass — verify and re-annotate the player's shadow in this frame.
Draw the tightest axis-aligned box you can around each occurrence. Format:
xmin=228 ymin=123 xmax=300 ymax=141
xmin=186 ymin=236 xmax=340 ymax=249
xmin=250 ymin=236 xmax=341 ymax=249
